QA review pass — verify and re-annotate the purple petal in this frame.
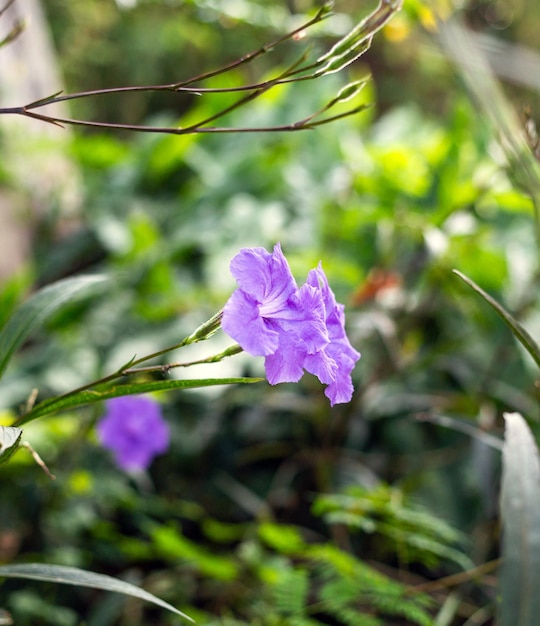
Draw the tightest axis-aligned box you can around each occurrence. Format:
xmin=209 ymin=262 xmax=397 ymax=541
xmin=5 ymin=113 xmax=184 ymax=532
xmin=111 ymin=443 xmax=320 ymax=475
xmin=265 ymin=333 xmax=307 ymax=384
xmin=286 ymin=283 xmax=329 ymax=353
xmin=303 ymin=350 xmax=338 ymax=385
xmin=230 ymin=243 xmax=296 ymax=310
xmin=303 ymin=263 xmax=360 ymax=404
xmin=223 ymin=245 xmax=360 ymax=406
xmin=324 ymin=372 xmax=355 ymax=406
xmin=306 ymin=264 xmax=336 ymax=314
xmin=222 ymin=289 xmax=279 ymax=356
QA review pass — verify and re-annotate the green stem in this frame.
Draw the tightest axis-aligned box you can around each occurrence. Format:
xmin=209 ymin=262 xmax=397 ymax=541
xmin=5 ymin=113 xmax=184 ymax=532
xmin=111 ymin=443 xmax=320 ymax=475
xmin=15 ymin=311 xmax=224 ymax=425
xmin=123 ymin=344 xmax=243 ymax=376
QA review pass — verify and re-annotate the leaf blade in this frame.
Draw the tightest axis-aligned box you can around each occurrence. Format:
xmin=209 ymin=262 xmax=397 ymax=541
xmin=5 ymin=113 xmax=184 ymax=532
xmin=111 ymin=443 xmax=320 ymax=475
xmin=18 ymin=377 xmax=263 ymax=424
xmin=499 ymin=412 xmax=540 ymax=626
xmin=453 ymin=269 xmax=540 ymax=369
xmin=0 ymin=275 xmax=109 ymax=380
xmin=0 ymin=563 xmax=193 ymax=622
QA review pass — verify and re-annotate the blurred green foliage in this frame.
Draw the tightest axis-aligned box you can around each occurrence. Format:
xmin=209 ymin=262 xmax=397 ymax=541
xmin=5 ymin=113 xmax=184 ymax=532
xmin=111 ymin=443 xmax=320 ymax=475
xmin=2 ymin=0 xmax=540 ymax=624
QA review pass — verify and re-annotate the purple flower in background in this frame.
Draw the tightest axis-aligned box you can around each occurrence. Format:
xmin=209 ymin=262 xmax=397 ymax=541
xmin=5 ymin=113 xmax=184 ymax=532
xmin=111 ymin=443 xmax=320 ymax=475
xmin=222 ymin=244 xmax=360 ymax=405
xmin=97 ymin=396 xmax=169 ymax=472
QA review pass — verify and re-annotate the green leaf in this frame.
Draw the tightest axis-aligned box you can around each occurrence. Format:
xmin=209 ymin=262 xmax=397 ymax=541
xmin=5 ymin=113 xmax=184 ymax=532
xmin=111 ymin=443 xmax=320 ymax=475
xmin=0 ymin=563 xmax=193 ymax=622
xmin=271 ymin=567 xmax=309 ymax=617
xmin=0 ymin=426 xmax=23 ymax=465
xmin=499 ymin=412 xmax=540 ymax=626
xmin=258 ymin=522 xmax=307 ymax=555
xmin=453 ymin=270 xmax=540 ymax=369
xmin=18 ymin=377 xmax=263 ymax=425
xmin=0 ymin=275 xmax=109 ymax=381
xmin=316 ymin=0 xmax=403 ymax=74
xmin=0 ymin=19 xmax=25 ymax=49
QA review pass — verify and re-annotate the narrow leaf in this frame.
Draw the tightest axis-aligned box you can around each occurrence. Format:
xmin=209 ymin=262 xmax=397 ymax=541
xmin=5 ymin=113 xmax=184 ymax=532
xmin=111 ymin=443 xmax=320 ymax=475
xmin=453 ymin=270 xmax=540 ymax=369
xmin=0 ymin=18 xmax=25 ymax=49
xmin=499 ymin=412 xmax=540 ymax=626
xmin=0 ymin=275 xmax=109 ymax=380
xmin=0 ymin=563 xmax=193 ymax=622
xmin=0 ymin=426 xmax=22 ymax=465
xmin=25 ymin=90 xmax=65 ymax=109
xmin=19 ymin=377 xmax=263 ymax=424
xmin=335 ymin=79 xmax=369 ymax=104
xmin=317 ymin=0 xmax=403 ymax=64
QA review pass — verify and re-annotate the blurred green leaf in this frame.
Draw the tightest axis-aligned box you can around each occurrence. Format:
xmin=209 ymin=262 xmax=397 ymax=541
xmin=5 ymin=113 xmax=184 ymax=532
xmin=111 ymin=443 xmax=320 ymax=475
xmin=258 ymin=523 xmax=307 ymax=555
xmin=0 ymin=275 xmax=109 ymax=381
xmin=18 ymin=377 xmax=263 ymax=425
xmin=0 ymin=563 xmax=193 ymax=622
xmin=439 ymin=19 xmax=540 ymax=240
xmin=149 ymin=523 xmax=238 ymax=581
xmin=499 ymin=412 xmax=540 ymax=626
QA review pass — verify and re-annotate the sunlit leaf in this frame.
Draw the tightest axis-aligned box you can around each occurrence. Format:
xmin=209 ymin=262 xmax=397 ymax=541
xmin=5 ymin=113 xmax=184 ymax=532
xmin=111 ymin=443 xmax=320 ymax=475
xmin=499 ymin=412 xmax=540 ymax=626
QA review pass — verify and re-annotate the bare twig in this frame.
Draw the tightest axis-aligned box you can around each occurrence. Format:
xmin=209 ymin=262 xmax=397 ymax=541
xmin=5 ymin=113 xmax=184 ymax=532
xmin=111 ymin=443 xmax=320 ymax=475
xmin=21 ymin=441 xmax=56 ymax=480
xmin=0 ymin=0 xmax=16 ymax=19
xmin=0 ymin=0 xmax=402 ymax=135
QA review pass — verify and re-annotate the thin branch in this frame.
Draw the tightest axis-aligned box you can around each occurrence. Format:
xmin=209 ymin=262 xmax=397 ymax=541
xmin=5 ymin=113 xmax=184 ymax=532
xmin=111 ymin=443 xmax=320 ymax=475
xmin=15 ymin=311 xmax=225 ymax=424
xmin=175 ymin=3 xmax=333 ymax=88
xmin=4 ymin=5 xmax=331 ymax=111
xmin=0 ymin=0 xmax=16 ymax=18
xmin=179 ymin=53 xmax=309 ymax=133
xmin=0 ymin=0 xmax=403 ymax=135
xmin=122 ymin=344 xmax=243 ymax=376
xmin=21 ymin=441 xmax=56 ymax=480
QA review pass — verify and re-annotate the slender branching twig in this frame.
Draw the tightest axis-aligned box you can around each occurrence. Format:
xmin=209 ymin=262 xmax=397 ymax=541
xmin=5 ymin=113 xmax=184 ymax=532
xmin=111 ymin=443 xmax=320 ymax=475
xmin=0 ymin=0 xmax=403 ymax=135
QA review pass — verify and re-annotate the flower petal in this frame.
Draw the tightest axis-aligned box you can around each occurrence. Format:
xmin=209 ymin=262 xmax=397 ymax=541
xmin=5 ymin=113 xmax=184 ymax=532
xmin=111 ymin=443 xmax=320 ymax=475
xmin=222 ymin=289 xmax=279 ymax=356
xmin=265 ymin=333 xmax=307 ymax=384
xmin=287 ymin=283 xmax=329 ymax=353
xmin=303 ymin=350 xmax=338 ymax=385
xmin=324 ymin=371 xmax=355 ymax=406
xmin=230 ymin=243 xmax=296 ymax=311
xmin=303 ymin=263 xmax=360 ymax=404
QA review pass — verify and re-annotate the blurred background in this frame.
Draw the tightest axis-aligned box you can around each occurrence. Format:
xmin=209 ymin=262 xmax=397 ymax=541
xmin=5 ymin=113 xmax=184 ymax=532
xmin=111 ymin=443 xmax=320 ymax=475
xmin=1 ymin=0 xmax=540 ymax=624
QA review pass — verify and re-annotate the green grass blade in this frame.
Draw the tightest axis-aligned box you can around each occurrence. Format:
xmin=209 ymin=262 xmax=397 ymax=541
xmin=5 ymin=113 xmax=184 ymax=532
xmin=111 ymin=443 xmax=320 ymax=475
xmin=0 ymin=563 xmax=193 ymax=622
xmin=453 ymin=270 xmax=540 ymax=369
xmin=439 ymin=19 xmax=540 ymax=243
xmin=0 ymin=275 xmax=109 ymax=381
xmin=18 ymin=377 xmax=263 ymax=425
xmin=499 ymin=412 xmax=540 ymax=626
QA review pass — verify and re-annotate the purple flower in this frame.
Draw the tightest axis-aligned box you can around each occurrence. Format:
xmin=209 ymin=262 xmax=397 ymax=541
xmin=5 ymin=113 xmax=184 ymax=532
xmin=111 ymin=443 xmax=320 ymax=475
xmin=222 ymin=244 xmax=329 ymax=384
xmin=97 ymin=396 xmax=169 ymax=472
xmin=304 ymin=263 xmax=361 ymax=405
xmin=222 ymin=244 xmax=360 ymax=405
